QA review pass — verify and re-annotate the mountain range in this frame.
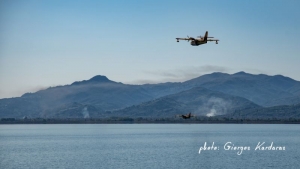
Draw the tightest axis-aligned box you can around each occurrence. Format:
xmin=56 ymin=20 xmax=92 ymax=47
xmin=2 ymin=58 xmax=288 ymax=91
xmin=113 ymin=87 xmax=260 ymax=118
xmin=1 ymin=72 xmax=300 ymax=119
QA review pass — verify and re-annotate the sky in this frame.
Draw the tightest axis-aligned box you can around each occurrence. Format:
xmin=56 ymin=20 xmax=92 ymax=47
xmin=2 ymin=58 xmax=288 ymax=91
xmin=0 ymin=0 xmax=300 ymax=99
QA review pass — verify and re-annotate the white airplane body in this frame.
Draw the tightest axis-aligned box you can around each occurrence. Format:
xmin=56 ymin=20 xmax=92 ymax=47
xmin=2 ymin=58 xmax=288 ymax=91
xmin=176 ymin=31 xmax=219 ymax=46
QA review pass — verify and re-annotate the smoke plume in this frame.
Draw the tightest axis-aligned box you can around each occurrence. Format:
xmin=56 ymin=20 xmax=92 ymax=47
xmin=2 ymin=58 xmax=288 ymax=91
xmin=82 ymin=107 xmax=90 ymax=118
xmin=205 ymin=97 xmax=231 ymax=117
xmin=195 ymin=97 xmax=232 ymax=117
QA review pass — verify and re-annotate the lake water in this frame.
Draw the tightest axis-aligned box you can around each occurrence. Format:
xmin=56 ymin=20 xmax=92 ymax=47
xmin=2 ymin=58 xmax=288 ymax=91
xmin=0 ymin=124 xmax=299 ymax=169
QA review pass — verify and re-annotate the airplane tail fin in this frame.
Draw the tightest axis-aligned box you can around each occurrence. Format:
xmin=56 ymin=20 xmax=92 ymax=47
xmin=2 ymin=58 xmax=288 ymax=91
xmin=204 ymin=31 xmax=208 ymax=41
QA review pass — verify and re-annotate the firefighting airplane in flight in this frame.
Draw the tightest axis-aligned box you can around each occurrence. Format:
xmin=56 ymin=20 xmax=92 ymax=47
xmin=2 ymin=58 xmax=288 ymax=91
xmin=176 ymin=31 xmax=219 ymax=46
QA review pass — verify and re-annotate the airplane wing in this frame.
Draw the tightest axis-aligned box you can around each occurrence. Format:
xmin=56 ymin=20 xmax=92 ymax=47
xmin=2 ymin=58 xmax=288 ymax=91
xmin=206 ymin=39 xmax=219 ymax=41
xmin=176 ymin=37 xmax=195 ymax=41
xmin=176 ymin=38 xmax=191 ymax=41
xmin=207 ymin=39 xmax=219 ymax=44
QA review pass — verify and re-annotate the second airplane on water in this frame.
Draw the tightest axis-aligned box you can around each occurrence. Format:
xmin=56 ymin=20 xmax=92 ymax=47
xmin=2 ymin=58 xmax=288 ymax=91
xmin=177 ymin=112 xmax=195 ymax=119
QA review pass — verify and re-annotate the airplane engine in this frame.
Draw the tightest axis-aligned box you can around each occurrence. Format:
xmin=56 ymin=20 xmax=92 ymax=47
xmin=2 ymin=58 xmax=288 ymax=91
xmin=190 ymin=41 xmax=199 ymax=46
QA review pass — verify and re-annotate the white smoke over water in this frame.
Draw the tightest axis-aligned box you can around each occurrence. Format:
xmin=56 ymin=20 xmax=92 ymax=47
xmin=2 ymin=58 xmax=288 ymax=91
xmin=206 ymin=97 xmax=231 ymax=117
xmin=195 ymin=97 xmax=232 ymax=117
xmin=206 ymin=109 xmax=216 ymax=117
xmin=82 ymin=107 xmax=90 ymax=118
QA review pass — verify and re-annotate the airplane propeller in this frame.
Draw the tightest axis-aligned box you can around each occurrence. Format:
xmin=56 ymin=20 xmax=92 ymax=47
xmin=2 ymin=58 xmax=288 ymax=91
xmin=187 ymin=36 xmax=195 ymax=42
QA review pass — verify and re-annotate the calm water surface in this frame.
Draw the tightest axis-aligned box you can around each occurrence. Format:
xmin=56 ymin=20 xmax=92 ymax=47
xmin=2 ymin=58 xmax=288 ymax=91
xmin=0 ymin=124 xmax=299 ymax=169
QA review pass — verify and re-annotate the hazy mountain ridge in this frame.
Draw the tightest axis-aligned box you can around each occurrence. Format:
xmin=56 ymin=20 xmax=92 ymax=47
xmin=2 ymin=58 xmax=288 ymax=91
xmin=0 ymin=97 xmax=43 ymax=118
xmin=26 ymin=77 xmax=155 ymax=110
xmin=43 ymin=102 xmax=103 ymax=119
xmin=0 ymin=76 xmax=156 ymax=118
xmin=224 ymin=103 xmax=300 ymax=119
xmin=1 ymin=72 xmax=300 ymax=119
xmin=113 ymin=87 xmax=260 ymax=118
xmin=183 ymin=72 xmax=300 ymax=107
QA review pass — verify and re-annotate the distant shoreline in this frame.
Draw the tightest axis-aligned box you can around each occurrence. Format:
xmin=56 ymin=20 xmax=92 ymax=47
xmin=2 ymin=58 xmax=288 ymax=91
xmin=1 ymin=118 xmax=300 ymax=124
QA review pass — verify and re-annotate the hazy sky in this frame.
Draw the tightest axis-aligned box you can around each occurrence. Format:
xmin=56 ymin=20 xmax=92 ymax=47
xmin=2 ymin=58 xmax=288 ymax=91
xmin=1 ymin=0 xmax=300 ymax=98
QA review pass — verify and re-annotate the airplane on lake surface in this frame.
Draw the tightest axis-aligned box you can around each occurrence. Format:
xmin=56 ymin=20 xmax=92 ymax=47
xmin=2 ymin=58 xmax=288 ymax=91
xmin=177 ymin=112 xmax=195 ymax=119
xmin=176 ymin=31 xmax=219 ymax=46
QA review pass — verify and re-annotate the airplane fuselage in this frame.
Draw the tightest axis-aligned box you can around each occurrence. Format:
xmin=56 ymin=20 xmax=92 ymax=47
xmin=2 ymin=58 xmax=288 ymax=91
xmin=190 ymin=40 xmax=207 ymax=46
